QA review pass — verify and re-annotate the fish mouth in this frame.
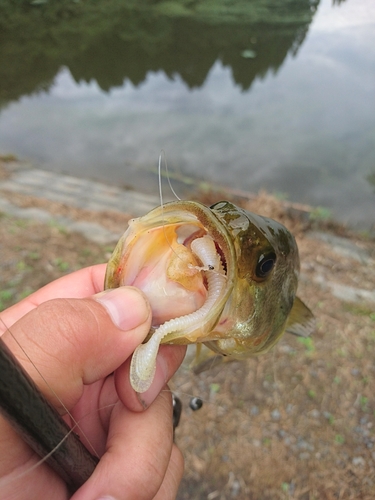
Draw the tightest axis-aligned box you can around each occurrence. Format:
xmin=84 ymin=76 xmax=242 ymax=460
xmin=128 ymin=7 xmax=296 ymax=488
xmin=105 ymin=200 xmax=236 ymax=344
xmin=105 ymin=200 xmax=238 ymax=392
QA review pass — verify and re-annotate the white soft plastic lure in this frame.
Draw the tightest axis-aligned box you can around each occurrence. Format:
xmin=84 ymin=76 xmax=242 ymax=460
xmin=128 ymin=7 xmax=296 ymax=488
xmin=130 ymin=235 xmax=226 ymax=392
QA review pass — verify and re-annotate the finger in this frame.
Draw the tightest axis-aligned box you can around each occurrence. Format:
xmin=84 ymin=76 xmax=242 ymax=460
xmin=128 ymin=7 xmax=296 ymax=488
xmin=1 ymin=287 xmax=151 ymax=410
xmin=71 ymin=390 xmax=180 ymax=500
xmin=0 ymin=418 xmax=69 ymax=500
xmin=153 ymin=445 xmax=184 ymax=500
xmin=0 ymin=264 xmax=107 ymax=335
xmin=115 ymin=344 xmax=187 ymax=412
xmin=0 ymin=287 xmax=151 ymax=498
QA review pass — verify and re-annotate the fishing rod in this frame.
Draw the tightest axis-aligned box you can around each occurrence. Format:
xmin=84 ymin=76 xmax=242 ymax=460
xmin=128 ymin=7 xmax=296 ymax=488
xmin=0 ymin=335 xmax=202 ymax=492
xmin=0 ymin=337 xmax=98 ymax=493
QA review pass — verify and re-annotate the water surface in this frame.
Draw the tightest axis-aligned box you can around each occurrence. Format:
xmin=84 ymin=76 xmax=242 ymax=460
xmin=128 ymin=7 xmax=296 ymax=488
xmin=0 ymin=0 xmax=374 ymax=229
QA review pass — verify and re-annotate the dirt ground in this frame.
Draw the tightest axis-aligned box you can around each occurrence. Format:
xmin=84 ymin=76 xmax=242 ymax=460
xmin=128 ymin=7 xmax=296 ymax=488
xmin=1 ymin=176 xmax=375 ymax=499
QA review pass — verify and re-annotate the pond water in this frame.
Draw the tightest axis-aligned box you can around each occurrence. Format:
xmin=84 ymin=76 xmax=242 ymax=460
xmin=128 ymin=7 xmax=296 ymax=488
xmin=0 ymin=0 xmax=374 ymax=229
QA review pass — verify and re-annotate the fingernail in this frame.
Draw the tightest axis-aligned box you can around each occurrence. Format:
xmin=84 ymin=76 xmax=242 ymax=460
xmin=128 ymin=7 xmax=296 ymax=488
xmin=137 ymin=353 xmax=168 ymax=409
xmin=95 ymin=287 xmax=149 ymax=331
xmin=96 ymin=497 xmax=116 ymax=500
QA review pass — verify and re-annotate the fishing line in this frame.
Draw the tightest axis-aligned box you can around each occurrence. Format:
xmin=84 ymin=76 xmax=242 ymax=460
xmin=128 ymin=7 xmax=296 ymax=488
xmin=0 ymin=421 xmax=79 ymax=486
xmin=0 ymin=402 xmax=117 ymax=486
xmin=160 ymin=156 xmax=227 ymax=278
xmin=161 ymin=387 xmax=208 ymax=412
xmin=158 ymin=150 xmax=201 ymax=270
xmin=158 ymin=150 xmax=166 ymax=213
xmin=0 ymin=318 xmax=100 ymax=459
xmin=159 ymin=151 xmax=178 ymax=258
xmin=158 ymin=149 xmax=181 ymax=205
xmin=158 ymin=151 xmax=225 ymax=277
xmin=162 ymin=355 xmax=233 ymax=412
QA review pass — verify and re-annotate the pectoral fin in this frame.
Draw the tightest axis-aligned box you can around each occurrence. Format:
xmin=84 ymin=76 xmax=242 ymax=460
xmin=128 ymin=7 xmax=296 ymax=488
xmin=285 ymin=296 xmax=316 ymax=338
xmin=190 ymin=344 xmax=226 ymax=374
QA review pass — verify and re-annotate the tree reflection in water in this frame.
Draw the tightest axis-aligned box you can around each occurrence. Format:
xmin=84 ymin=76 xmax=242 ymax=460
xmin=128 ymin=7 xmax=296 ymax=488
xmin=0 ymin=0 xmax=319 ymax=104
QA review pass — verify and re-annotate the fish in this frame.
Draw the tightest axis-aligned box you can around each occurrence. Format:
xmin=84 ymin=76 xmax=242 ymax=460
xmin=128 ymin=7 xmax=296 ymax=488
xmin=104 ymin=200 xmax=315 ymax=393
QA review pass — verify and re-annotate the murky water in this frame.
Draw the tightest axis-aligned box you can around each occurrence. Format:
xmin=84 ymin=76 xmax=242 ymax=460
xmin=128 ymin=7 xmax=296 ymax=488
xmin=0 ymin=0 xmax=374 ymax=229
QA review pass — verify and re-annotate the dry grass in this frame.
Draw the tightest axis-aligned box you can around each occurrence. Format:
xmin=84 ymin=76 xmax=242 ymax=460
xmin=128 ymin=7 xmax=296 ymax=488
xmin=173 ymin=192 xmax=375 ymax=500
xmin=0 ymin=214 xmax=110 ymax=310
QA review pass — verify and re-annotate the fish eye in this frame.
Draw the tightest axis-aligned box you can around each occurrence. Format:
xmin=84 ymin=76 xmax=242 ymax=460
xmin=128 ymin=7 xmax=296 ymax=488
xmin=255 ymin=252 xmax=277 ymax=279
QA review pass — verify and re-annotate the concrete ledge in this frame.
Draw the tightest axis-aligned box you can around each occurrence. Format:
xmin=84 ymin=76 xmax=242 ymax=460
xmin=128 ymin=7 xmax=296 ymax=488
xmin=0 ymin=167 xmax=160 ymax=217
xmin=0 ymin=161 xmax=161 ymax=243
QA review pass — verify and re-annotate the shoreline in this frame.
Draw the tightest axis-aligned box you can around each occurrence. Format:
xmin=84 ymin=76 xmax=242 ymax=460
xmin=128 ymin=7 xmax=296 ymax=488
xmin=1 ymin=155 xmax=374 ymax=308
xmin=1 ymin=155 xmax=373 ymax=242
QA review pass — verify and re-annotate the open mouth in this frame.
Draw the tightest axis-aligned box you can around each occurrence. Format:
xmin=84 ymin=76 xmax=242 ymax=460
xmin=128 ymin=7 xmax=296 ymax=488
xmin=129 ymin=230 xmax=228 ymax=392
xmin=104 ymin=200 xmax=235 ymax=392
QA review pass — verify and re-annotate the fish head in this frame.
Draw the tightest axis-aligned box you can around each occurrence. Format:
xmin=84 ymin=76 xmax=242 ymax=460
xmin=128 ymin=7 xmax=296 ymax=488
xmin=205 ymin=201 xmax=307 ymax=359
xmin=105 ymin=199 xmax=314 ymax=362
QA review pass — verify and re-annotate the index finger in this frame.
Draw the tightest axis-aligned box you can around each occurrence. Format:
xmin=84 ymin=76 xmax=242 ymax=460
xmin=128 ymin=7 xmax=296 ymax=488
xmin=0 ymin=264 xmax=107 ymax=334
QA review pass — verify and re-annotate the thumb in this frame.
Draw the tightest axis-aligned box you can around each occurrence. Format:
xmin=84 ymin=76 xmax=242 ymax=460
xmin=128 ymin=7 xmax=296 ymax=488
xmin=2 ymin=287 xmax=151 ymax=410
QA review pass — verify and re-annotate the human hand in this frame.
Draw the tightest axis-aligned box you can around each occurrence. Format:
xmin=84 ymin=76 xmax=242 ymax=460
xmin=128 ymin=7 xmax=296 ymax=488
xmin=0 ymin=264 xmax=186 ymax=500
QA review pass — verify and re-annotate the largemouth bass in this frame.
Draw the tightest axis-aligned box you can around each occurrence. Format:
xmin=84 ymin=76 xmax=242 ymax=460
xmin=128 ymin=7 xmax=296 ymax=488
xmin=105 ymin=200 xmax=315 ymax=393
